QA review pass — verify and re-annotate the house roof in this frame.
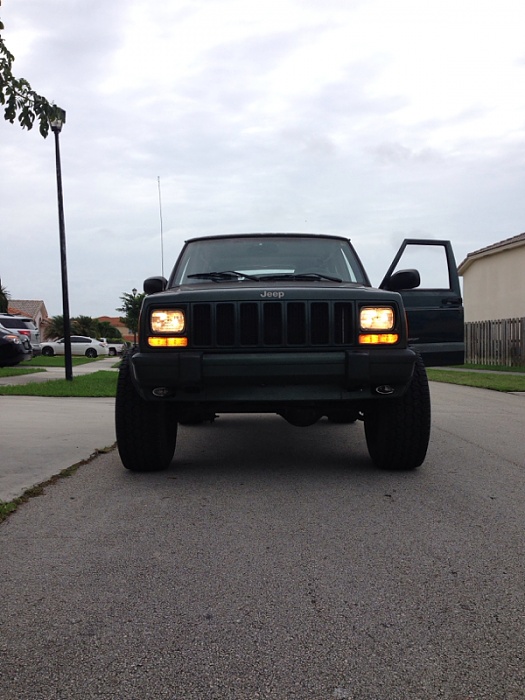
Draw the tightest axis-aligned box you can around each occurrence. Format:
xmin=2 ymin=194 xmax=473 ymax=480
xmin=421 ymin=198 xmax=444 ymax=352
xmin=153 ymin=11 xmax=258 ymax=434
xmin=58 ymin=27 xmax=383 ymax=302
xmin=458 ymin=232 xmax=525 ymax=275
xmin=7 ymin=300 xmax=48 ymax=320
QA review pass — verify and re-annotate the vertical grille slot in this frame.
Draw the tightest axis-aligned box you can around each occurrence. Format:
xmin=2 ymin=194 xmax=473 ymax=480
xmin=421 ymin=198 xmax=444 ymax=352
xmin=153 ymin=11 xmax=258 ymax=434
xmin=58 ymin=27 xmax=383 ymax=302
xmin=263 ymin=303 xmax=283 ymax=345
xmin=216 ymin=303 xmax=235 ymax=346
xmin=311 ymin=302 xmax=330 ymax=344
xmin=240 ymin=303 xmax=259 ymax=345
xmin=334 ymin=303 xmax=353 ymax=344
xmin=192 ymin=304 xmax=212 ymax=346
xmin=287 ymin=302 xmax=306 ymax=344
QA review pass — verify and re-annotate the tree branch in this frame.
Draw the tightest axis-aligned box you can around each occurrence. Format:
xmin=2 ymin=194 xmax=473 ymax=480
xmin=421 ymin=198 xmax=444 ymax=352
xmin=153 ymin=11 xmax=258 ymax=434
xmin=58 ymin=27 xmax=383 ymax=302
xmin=1 ymin=28 xmax=64 ymax=138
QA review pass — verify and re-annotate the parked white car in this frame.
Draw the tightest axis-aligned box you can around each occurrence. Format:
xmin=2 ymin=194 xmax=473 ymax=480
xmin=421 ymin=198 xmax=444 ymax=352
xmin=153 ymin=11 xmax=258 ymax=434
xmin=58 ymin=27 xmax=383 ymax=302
xmin=41 ymin=336 xmax=110 ymax=358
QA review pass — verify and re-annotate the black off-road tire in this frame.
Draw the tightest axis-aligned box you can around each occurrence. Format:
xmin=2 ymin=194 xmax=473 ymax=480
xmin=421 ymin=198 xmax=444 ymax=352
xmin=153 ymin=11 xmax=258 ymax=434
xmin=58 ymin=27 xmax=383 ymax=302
xmin=115 ymin=350 xmax=177 ymax=472
xmin=364 ymin=353 xmax=431 ymax=470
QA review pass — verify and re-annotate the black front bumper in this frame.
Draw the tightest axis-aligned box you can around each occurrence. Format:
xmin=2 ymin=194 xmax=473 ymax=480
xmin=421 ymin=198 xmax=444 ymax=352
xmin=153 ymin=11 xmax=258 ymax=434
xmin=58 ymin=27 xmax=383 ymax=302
xmin=130 ymin=348 xmax=417 ymax=403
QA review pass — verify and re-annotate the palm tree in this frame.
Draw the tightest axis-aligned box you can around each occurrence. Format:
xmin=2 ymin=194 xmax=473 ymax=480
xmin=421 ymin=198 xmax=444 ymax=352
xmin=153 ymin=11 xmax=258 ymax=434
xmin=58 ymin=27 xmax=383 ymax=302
xmin=117 ymin=290 xmax=145 ymax=344
xmin=95 ymin=320 xmax=123 ymax=340
xmin=42 ymin=315 xmax=66 ymax=340
xmin=0 ymin=279 xmax=10 ymax=313
xmin=73 ymin=315 xmax=96 ymax=337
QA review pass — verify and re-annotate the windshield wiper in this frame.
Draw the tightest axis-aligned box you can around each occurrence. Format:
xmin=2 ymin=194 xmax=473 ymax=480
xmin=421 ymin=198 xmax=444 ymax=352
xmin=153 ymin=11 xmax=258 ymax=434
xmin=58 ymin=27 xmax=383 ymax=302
xmin=187 ymin=271 xmax=260 ymax=281
xmin=257 ymin=272 xmax=343 ymax=283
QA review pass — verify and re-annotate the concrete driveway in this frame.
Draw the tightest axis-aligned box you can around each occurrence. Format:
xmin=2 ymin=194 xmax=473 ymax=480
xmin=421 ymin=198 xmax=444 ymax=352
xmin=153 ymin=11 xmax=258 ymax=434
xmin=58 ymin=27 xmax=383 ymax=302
xmin=0 ymin=359 xmax=117 ymax=502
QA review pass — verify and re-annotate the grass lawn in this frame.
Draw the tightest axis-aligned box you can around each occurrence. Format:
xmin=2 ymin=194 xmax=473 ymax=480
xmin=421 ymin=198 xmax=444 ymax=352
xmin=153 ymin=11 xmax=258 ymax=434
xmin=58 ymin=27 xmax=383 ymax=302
xmin=29 ymin=356 xmax=102 ymax=367
xmin=0 ymin=370 xmax=118 ymax=397
xmin=459 ymin=363 xmax=525 ymax=373
xmin=0 ymin=355 xmax=109 ymax=379
xmin=0 ymin=366 xmax=46 ymax=378
xmin=427 ymin=369 xmax=525 ymax=392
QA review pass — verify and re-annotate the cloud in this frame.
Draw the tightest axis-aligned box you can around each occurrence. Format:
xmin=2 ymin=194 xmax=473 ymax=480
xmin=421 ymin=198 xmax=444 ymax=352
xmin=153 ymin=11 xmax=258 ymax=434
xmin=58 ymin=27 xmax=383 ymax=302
xmin=2 ymin=0 xmax=525 ymax=317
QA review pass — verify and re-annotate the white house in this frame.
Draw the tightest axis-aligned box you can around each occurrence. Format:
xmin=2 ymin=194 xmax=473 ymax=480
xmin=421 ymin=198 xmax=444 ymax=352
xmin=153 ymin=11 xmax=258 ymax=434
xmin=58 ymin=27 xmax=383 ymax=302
xmin=457 ymin=233 xmax=525 ymax=322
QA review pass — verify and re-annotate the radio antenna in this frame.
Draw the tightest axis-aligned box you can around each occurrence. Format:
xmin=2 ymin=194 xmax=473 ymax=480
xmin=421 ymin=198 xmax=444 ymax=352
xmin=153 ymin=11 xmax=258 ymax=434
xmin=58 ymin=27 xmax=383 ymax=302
xmin=157 ymin=176 xmax=165 ymax=277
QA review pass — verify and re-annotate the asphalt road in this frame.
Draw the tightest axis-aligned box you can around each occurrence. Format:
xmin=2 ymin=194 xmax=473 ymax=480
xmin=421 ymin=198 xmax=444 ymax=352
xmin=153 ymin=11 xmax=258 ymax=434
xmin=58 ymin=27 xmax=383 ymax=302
xmin=1 ymin=383 xmax=524 ymax=700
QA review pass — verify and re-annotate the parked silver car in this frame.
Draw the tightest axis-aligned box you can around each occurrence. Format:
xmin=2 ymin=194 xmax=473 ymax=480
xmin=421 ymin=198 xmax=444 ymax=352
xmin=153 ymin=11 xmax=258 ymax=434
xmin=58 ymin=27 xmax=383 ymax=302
xmin=0 ymin=313 xmax=41 ymax=355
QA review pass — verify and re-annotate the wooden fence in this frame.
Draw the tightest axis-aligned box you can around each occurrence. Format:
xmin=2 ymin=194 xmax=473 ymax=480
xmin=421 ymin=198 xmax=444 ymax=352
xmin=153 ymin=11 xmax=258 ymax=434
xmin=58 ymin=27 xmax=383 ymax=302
xmin=465 ymin=317 xmax=525 ymax=366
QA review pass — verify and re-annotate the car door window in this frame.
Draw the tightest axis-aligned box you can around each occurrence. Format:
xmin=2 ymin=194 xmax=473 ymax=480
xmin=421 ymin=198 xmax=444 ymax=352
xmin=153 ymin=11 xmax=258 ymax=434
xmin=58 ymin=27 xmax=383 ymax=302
xmin=387 ymin=243 xmax=453 ymax=290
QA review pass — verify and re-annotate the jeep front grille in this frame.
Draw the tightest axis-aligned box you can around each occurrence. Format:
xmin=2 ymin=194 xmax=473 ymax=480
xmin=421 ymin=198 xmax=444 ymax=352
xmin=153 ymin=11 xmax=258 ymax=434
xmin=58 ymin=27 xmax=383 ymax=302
xmin=189 ymin=301 xmax=353 ymax=348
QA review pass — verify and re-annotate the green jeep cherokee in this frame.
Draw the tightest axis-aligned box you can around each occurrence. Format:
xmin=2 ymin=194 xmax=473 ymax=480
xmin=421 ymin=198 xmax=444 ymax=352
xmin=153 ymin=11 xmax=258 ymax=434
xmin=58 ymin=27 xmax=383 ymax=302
xmin=116 ymin=233 xmax=464 ymax=472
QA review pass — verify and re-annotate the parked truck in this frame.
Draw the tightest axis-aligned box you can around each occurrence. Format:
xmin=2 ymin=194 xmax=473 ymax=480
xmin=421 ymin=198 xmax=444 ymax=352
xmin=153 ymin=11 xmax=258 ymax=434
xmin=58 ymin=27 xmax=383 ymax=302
xmin=99 ymin=338 xmax=126 ymax=356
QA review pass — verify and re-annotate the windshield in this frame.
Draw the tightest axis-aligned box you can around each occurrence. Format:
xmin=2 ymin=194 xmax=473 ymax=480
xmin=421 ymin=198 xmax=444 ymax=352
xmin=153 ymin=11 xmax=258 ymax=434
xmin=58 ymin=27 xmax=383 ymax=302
xmin=171 ymin=236 xmax=368 ymax=286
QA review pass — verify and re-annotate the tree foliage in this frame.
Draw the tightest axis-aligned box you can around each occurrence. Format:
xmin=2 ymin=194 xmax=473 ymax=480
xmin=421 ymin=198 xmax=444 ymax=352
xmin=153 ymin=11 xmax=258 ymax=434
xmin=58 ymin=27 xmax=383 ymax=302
xmin=73 ymin=315 xmax=97 ymax=337
xmin=42 ymin=314 xmax=125 ymax=341
xmin=0 ymin=14 xmax=64 ymax=137
xmin=0 ymin=278 xmax=10 ymax=313
xmin=96 ymin=320 xmax=123 ymax=340
xmin=42 ymin=315 xmax=65 ymax=340
xmin=117 ymin=291 xmax=145 ymax=337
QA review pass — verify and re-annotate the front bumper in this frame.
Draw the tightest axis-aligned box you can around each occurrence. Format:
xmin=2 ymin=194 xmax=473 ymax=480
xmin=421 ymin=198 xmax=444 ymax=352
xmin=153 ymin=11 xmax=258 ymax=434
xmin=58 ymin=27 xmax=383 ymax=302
xmin=130 ymin=348 xmax=417 ymax=403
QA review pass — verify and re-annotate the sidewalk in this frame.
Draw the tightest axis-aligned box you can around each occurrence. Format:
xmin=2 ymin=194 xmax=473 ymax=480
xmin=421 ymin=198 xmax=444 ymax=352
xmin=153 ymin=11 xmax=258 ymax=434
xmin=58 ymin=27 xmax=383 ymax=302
xmin=0 ymin=358 xmax=118 ymax=503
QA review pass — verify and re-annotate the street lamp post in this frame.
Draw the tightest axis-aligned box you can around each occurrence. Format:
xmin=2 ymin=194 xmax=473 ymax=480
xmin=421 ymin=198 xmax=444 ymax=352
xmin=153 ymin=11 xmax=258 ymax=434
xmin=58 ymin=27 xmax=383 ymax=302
xmin=50 ymin=111 xmax=73 ymax=381
xmin=132 ymin=288 xmax=138 ymax=345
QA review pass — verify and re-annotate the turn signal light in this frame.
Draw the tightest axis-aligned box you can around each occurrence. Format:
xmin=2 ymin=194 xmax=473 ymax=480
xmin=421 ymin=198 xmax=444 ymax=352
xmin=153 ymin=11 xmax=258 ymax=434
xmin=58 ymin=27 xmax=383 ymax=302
xmin=148 ymin=336 xmax=188 ymax=347
xmin=359 ymin=333 xmax=399 ymax=345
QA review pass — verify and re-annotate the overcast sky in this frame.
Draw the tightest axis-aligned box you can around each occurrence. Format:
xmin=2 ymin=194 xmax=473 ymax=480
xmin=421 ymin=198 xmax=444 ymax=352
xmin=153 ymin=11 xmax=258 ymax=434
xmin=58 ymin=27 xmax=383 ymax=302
xmin=1 ymin=0 xmax=525 ymax=318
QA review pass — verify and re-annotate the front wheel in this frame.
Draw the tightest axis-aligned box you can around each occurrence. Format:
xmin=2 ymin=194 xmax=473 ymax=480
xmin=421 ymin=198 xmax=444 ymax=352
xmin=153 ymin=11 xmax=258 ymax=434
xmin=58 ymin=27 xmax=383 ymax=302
xmin=115 ymin=350 xmax=177 ymax=472
xmin=364 ymin=354 xmax=430 ymax=470
xmin=42 ymin=346 xmax=54 ymax=357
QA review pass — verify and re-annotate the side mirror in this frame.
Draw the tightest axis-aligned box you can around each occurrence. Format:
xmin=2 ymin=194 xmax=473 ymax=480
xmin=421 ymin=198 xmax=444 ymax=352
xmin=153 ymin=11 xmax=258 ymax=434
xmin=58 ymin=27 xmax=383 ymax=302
xmin=143 ymin=276 xmax=167 ymax=295
xmin=382 ymin=269 xmax=420 ymax=291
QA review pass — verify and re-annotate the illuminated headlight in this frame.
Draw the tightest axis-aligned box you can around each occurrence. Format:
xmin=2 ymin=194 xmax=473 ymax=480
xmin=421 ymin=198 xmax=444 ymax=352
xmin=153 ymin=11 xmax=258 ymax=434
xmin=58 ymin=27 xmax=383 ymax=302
xmin=150 ymin=309 xmax=185 ymax=333
xmin=360 ymin=306 xmax=395 ymax=331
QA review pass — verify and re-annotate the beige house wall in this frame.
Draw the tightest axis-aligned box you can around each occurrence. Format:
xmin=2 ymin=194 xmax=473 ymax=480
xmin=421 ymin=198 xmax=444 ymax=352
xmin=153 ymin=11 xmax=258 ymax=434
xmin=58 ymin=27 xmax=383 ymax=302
xmin=461 ymin=245 xmax=525 ymax=322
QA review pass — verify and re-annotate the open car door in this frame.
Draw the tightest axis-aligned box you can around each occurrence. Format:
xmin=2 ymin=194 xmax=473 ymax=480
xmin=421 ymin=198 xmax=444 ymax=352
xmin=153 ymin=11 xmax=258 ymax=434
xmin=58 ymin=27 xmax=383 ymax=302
xmin=381 ymin=239 xmax=464 ymax=367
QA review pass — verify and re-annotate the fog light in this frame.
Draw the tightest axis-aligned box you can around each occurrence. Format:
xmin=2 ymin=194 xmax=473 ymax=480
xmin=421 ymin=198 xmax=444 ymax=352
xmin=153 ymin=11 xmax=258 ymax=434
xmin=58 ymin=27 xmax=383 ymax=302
xmin=152 ymin=387 xmax=171 ymax=397
xmin=375 ymin=385 xmax=395 ymax=395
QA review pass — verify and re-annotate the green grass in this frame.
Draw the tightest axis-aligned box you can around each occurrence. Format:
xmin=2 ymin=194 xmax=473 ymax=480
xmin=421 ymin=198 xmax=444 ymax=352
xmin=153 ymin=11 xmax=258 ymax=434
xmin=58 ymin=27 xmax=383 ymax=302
xmin=0 ymin=370 xmax=118 ymax=397
xmin=29 ymin=356 xmax=101 ymax=367
xmin=0 ymin=365 xmax=46 ymax=378
xmin=0 ymin=355 xmax=108 ymax=378
xmin=427 ymin=369 xmax=525 ymax=392
xmin=459 ymin=363 xmax=525 ymax=373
